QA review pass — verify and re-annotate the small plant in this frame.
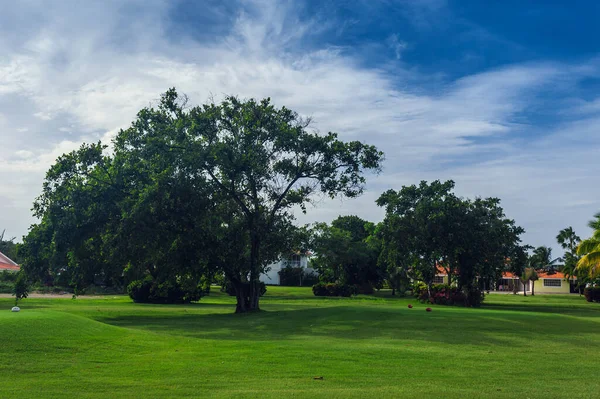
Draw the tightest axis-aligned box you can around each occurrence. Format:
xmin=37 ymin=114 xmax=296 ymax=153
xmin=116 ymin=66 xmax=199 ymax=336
xmin=12 ymin=271 xmax=29 ymax=306
xmin=413 ymin=283 xmax=484 ymax=307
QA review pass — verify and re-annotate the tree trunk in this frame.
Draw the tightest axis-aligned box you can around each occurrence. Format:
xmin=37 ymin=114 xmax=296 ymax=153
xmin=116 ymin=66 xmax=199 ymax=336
xmin=523 ymin=281 xmax=527 ymax=296
xmin=233 ymin=280 xmax=261 ymax=313
xmin=531 ymin=281 xmax=535 ymax=296
xmin=234 ymin=228 xmax=262 ymax=313
xmin=391 ymin=287 xmax=396 ymax=296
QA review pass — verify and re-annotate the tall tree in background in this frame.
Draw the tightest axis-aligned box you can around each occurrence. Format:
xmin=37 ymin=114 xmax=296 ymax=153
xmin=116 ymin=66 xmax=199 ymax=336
xmin=377 ymin=180 xmax=524 ymax=305
xmin=21 ymin=89 xmax=383 ymax=313
xmin=557 ymin=227 xmax=582 ymax=291
xmin=310 ymin=216 xmax=385 ymax=293
xmin=509 ymin=245 xmax=530 ymax=295
xmin=530 ymin=246 xmax=558 ymax=273
xmin=377 ymin=180 xmax=457 ymax=293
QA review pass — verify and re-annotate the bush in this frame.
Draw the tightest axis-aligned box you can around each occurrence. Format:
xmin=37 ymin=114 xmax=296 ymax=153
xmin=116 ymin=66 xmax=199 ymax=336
xmin=584 ymin=286 xmax=600 ymax=303
xmin=221 ymin=280 xmax=267 ymax=297
xmin=413 ymin=283 xmax=484 ymax=307
xmin=278 ymin=266 xmax=319 ymax=287
xmin=0 ymin=270 xmax=18 ymax=283
xmin=127 ymin=275 xmax=202 ymax=304
xmin=312 ymin=282 xmax=357 ymax=297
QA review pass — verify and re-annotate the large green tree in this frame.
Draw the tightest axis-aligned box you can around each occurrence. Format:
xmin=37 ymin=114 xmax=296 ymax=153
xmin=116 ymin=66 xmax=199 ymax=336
xmin=377 ymin=180 xmax=524 ymax=305
xmin=22 ymin=89 xmax=383 ymax=313
xmin=310 ymin=216 xmax=385 ymax=292
xmin=376 ymin=180 xmax=458 ymax=293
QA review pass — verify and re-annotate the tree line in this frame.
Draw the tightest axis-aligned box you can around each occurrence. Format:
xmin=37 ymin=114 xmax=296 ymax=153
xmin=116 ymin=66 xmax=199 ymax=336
xmin=10 ymin=89 xmax=600 ymax=311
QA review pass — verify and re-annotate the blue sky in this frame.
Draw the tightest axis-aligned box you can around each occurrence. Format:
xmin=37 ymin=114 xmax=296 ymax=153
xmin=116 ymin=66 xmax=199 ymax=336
xmin=1 ymin=0 xmax=600 ymax=255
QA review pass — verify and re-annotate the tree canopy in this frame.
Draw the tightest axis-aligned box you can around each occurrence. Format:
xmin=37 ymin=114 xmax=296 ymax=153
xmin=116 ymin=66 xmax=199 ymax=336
xmin=21 ymin=89 xmax=384 ymax=312
xmin=377 ymin=180 xmax=525 ymax=304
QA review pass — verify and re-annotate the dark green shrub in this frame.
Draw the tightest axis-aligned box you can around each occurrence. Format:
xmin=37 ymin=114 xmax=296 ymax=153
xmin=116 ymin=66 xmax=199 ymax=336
xmin=13 ymin=271 xmax=29 ymax=306
xmin=278 ymin=266 xmax=319 ymax=287
xmin=127 ymin=276 xmax=153 ymax=303
xmin=412 ymin=281 xmax=427 ymax=297
xmin=584 ymin=286 xmax=600 ymax=302
xmin=413 ymin=283 xmax=484 ymax=307
xmin=127 ymin=275 xmax=202 ymax=304
xmin=312 ymin=282 xmax=328 ymax=296
xmin=312 ymin=282 xmax=357 ymax=297
xmin=0 ymin=270 xmax=18 ymax=283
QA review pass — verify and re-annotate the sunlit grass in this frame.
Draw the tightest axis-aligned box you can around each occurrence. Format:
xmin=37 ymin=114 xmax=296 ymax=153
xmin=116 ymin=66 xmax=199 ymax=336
xmin=0 ymin=287 xmax=598 ymax=398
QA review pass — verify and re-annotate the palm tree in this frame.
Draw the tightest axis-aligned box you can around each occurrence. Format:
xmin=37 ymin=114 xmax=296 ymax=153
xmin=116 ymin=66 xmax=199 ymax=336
xmin=531 ymin=246 xmax=561 ymax=273
xmin=557 ymin=227 xmax=582 ymax=292
xmin=525 ymin=267 xmax=539 ymax=296
xmin=557 ymin=227 xmax=581 ymax=254
xmin=577 ymin=213 xmax=600 ymax=280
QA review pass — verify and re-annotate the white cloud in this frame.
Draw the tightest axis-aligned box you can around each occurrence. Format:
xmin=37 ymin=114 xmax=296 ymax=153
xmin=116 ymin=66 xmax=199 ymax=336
xmin=0 ymin=0 xmax=599 ymax=257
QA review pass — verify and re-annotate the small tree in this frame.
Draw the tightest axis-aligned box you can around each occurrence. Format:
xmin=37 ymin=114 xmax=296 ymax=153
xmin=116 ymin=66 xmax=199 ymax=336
xmin=12 ymin=271 xmax=29 ymax=306
xmin=523 ymin=267 xmax=539 ymax=296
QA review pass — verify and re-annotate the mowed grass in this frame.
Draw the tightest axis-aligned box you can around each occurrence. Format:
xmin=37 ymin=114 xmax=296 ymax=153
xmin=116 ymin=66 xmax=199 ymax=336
xmin=1 ymin=288 xmax=599 ymax=398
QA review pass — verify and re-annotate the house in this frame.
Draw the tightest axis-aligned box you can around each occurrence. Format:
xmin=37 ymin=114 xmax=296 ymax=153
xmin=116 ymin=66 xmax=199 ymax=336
xmin=494 ymin=271 xmax=577 ymax=294
xmin=532 ymin=271 xmax=578 ymax=294
xmin=433 ymin=266 xmax=578 ymax=295
xmin=0 ymin=251 xmax=20 ymax=272
xmin=260 ymin=252 xmax=314 ymax=285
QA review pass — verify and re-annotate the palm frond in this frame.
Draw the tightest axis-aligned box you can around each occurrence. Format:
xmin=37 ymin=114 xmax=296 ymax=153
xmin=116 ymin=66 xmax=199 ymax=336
xmin=577 ymin=239 xmax=600 ymax=256
xmin=576 ymin=252 xmax=600 ymax=278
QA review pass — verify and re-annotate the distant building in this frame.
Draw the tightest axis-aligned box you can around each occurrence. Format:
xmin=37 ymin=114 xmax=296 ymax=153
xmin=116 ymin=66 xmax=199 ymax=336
xmin=0 ymin=251 xmax=20 ymax=272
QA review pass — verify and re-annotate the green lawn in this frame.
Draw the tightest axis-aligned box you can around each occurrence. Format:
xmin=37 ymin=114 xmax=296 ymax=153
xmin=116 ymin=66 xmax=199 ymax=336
xmin=1 ymin=288 xmax=599 ymax=398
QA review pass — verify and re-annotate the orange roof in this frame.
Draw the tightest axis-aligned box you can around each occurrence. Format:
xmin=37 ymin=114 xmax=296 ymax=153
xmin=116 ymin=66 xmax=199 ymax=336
xmin=501 ymin=271 xmax=575 ymax=280
xmin=0 ymin=251 xmax=19 ymax=271
xmin=537 ymin=271 xmax=573 ymax=280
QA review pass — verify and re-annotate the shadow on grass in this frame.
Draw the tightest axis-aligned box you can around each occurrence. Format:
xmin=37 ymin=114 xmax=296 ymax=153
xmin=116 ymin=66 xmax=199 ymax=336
xmin=95 ymin=303 xmax=600 ymax=349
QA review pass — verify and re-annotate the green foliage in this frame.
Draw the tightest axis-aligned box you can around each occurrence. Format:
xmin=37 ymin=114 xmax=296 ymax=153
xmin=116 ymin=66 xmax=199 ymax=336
xmin=127 ymin=274 xmax=203 ymax=304
xmin=278 ymin=266 xmax=318 ymax=287
xmin=583 ymin=286 xmax=600 ymax=302
xmin=557 ymin=227 xmax=581 ymax=282
xmin=377 ymin=180 xmax=525 ymax=294
xmin=221 ymin=280 xmax=267 ymax=297
xmin=22 ymin=89 xmax=383 ymax=313
xmin=12 ymin=271 xmax=29 ymax=306
xmin=310 ymin=215 xmax=385 ymax=290
xmin=413 ymin=283 xmax=484 ymax=307
xmin=312 ymin=282 xmax=357 ymax=297
xmin=0 ymin=270 xmax=18 ymax=283
xmin=576 ymin=214 xmax=600 ymax=280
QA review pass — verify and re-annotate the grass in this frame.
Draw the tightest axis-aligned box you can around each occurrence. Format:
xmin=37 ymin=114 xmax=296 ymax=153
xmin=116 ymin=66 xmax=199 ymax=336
xmin=1 ymin=288 xmax=599 ymax=398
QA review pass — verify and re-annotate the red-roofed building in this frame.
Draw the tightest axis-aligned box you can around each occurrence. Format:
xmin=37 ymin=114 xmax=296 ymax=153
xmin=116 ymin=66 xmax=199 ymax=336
xmin=0 ymin=251 xmax=20 ymax=272
xmin=495 ymin=271 xmax=577 ymax=294
xmin=433 ymin=266 xmax=579 ymax=294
